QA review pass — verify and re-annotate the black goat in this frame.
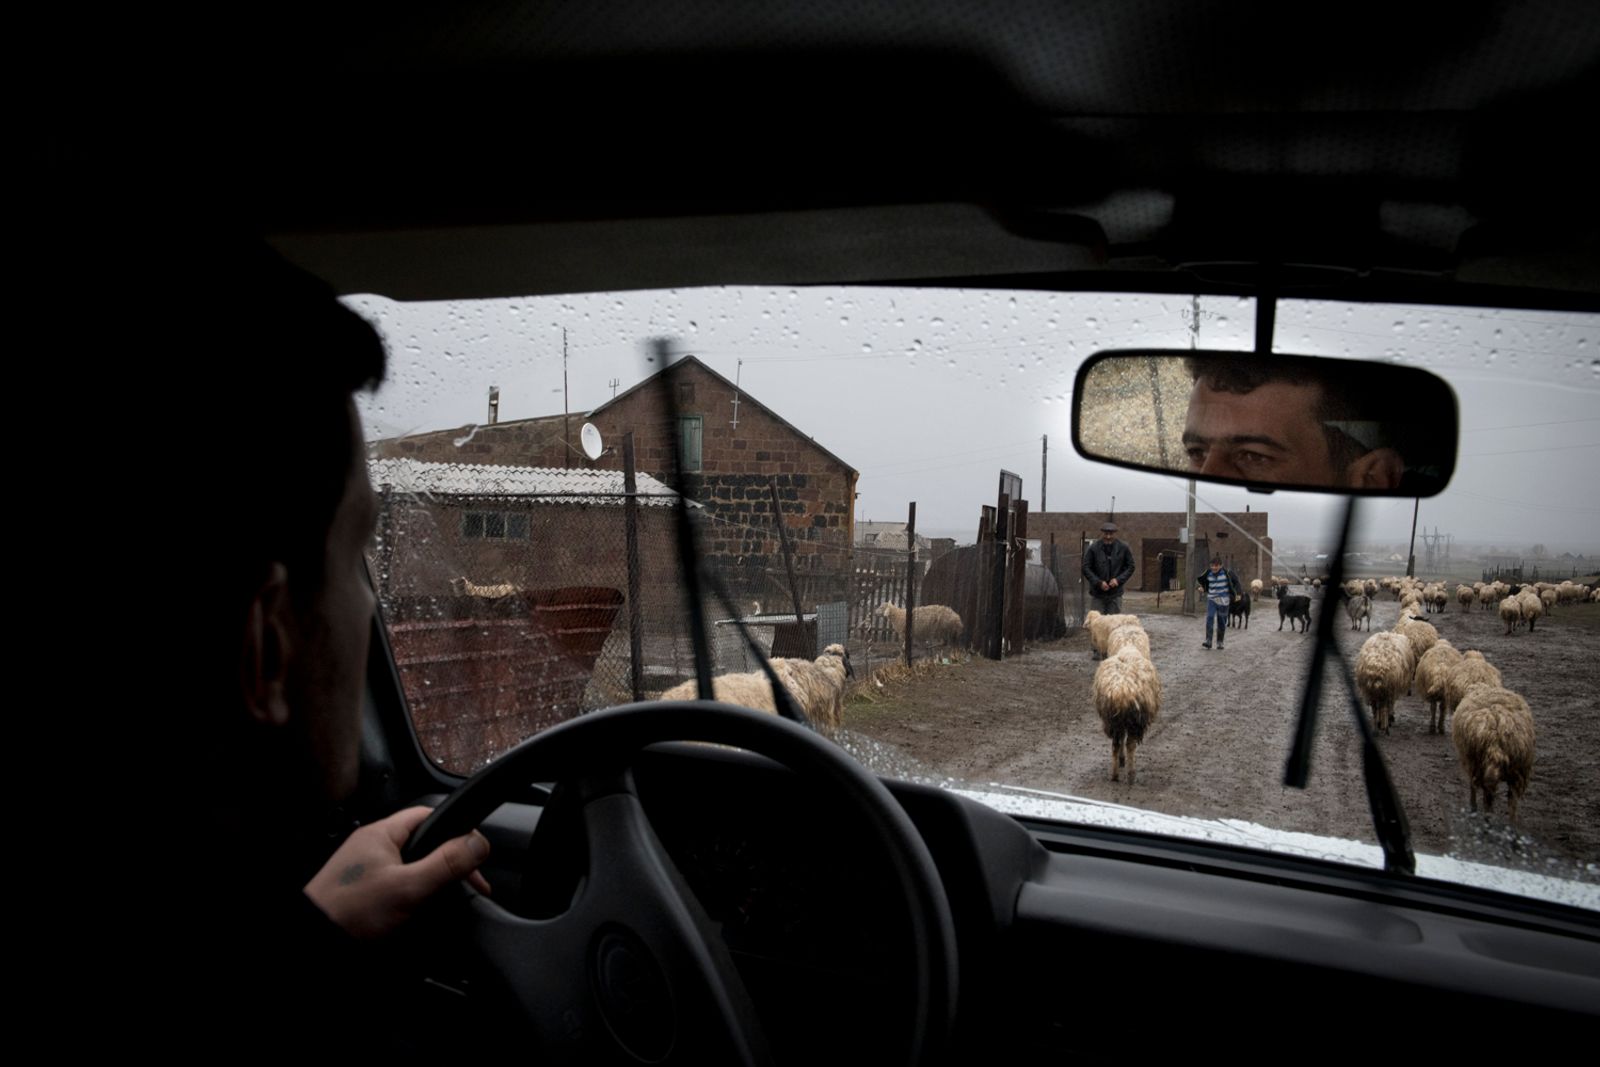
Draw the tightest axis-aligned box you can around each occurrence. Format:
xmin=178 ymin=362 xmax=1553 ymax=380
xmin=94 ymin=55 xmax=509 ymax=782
xmin=1229 ymin=591 xmax=1251 ymax=628
xmin=1276 ymin=585 xmax=1312 ymax=633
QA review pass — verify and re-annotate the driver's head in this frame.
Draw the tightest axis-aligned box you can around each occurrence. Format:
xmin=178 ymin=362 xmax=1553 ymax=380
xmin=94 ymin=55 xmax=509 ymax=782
xmin=1181 ymin=356 xmax=1403 ymax=490
xmin=193 ymin=243 xmax=388 ymax=807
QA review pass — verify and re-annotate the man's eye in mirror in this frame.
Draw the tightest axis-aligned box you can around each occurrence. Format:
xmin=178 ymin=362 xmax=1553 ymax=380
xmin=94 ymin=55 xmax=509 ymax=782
xmin=1072 ymin=349 xmax=1459 ymax=497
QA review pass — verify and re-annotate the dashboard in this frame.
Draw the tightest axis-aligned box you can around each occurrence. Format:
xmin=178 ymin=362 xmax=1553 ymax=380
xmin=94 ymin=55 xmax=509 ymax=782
xmin=451 ymin=741 xmax=1597 ymax=1061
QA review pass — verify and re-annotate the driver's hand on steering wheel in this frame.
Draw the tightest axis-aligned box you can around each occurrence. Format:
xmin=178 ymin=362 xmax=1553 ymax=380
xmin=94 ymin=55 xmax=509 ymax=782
xmin=305 ymin=805 xmax=492 ymax=939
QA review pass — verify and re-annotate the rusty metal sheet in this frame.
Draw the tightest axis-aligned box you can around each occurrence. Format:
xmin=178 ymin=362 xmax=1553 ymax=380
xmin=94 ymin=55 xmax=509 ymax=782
xmin=384 ymin=587 xmax=625 ymax=772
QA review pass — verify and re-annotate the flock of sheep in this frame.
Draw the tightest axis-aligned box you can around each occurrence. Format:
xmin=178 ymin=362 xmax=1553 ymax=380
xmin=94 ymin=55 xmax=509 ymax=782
xmin=446 ymin=565 xmax=1592 ymax=818
xmin=1083 ymin=610 xmax=1162 ymax=784
xmin=1350 ymin=575 xmax=1554 ymax=821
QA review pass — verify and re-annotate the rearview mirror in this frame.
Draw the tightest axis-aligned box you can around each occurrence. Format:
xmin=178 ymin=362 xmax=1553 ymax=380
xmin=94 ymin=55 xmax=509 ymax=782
xmin=1071 ymin=349 xmax=1458 ymax=496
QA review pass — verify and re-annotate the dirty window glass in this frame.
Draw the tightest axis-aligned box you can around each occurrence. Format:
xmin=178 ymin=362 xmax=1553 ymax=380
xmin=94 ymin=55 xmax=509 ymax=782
xmin=349 ymin=288 xmax=1599 ymax=909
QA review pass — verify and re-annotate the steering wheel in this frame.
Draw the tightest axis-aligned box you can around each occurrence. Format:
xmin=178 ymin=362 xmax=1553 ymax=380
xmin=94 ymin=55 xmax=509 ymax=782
xmin=403 ymin=700 xmax=959 ymax=1066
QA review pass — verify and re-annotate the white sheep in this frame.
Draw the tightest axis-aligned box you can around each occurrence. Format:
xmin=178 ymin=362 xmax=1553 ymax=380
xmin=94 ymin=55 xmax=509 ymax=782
xmin=1105 ymin=622 xmax=1151 ymax=659
xmin=1093 ymin=645 xmax=1162 ymax=783
xmin=1444 ymin=650 xmax=1502 ymax=719
xmin=1456 ymin=584 xmax=1475 ymax=610
xmin=656 ymin=644 xmax=854 ymax=732
xmin=770 ymin=644 xmax=855 ymax=731
xmin=1415 ymin=640 xmax=1462 ymax=734
xmin=1514 ymin=591 xmax=1543 ymax=632
xmin=1498 ymin=595 xmax=1522 ymax=635
xmin=1086 ymin=612 xmax=1141 ymax=660
xmin=876 ymin=602 xmax=964 ymax=654
xmin=1478 ymin=585 xmax=1498 ymax=612
xmin=1451 ymin=685 xmax=1536 ymax=822
xmin=1250 ymin=578 xmax=1263 ymax=598
xmin=1394 ymin=613 xmax=1439 ymax=667
xmin=1356 ymin=631 xmax=1412 ymax=735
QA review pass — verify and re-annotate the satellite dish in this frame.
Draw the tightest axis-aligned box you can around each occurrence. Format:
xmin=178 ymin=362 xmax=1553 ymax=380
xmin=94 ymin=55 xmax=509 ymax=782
xmin=580 ymin=422 xmax=604 ymax=460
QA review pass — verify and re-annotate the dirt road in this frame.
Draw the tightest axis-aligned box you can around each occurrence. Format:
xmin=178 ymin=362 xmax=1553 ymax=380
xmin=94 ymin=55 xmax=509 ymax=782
xmin=841 ymin=590 xmax=1600 ymax=872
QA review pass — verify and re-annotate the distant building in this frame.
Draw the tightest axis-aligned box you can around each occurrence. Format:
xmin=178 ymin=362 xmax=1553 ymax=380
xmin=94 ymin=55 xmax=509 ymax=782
xmin=1030 ymin=510 xmax=1273 ymax=592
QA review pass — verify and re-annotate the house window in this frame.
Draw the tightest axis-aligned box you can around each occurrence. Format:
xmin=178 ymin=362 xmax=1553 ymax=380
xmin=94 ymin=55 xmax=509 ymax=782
xmin=463 ymin=510 xmax=530 ymax=540
xmin=679 ymin=416 xmax=703 ymax=472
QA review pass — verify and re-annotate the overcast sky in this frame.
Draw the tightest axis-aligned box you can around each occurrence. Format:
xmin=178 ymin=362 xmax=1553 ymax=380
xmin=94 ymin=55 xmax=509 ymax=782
xmin=347 ymin=287 xmax=1599 ymax=559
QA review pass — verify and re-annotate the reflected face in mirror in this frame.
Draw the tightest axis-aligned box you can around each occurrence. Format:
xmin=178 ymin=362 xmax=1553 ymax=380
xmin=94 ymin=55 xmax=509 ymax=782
xmin=1181 ymin=371 xmax=1405 ymax=491
xmin=1072 ymin=349 xmax=1457 ymax=497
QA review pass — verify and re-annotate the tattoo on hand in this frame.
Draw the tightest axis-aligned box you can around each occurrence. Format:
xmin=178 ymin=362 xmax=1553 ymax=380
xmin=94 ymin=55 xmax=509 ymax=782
xmin=339 ymin=863 xmax=366 ymax=886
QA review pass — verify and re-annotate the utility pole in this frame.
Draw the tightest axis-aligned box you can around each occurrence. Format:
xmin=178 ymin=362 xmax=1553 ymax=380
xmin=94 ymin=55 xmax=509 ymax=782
xmin=1040 ymin=434 xmax=1047 ymax=514
xmin=1181 ymin=294 xmax=1204 ymax=615
xmin=1406 ymin=497 xmax=1420 ymax=577
xmin=731 ymin=359 xmax=743 ymax=429
xmin=562 ymin=327 xmax=570 ymax=469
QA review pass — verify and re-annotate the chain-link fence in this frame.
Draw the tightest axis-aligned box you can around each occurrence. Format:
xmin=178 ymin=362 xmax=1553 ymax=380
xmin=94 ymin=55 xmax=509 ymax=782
xmin=367 ymin=457 xmax=1085 ymax=773
xmin=369 ymin=468 xmax=934 ymax=773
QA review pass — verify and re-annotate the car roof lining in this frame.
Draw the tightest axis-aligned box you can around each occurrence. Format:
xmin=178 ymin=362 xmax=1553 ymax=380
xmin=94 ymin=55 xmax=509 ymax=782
xmin=242 ymin=6 xmax=1598 ymax=307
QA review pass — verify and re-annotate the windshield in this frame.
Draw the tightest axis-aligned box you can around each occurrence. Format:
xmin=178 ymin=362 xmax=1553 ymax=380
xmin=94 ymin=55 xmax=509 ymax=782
xmin=348 ymin=287 xmax=1600 ymax=909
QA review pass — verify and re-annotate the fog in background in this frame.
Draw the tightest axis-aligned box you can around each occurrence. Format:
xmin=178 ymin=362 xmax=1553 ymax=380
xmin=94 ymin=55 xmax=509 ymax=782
xmin=348 ymin=287 xmax=1599 ymax=562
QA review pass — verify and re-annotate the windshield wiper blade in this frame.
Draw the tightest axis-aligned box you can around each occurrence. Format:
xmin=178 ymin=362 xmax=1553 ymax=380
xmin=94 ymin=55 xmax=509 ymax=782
xmin=654 ymin=337 xmax=812 ymax=729
xmin=1283 ymin=495 xmax=1415 ymax=875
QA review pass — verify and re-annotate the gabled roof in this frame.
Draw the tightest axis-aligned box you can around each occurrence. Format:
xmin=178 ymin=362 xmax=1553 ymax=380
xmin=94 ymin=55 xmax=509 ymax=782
xmin=368 ymin=457 xmax=688 ymax=506
xmin=855 ymin=521 xmax=932 ymax=550
xmin=590 ymin=355 xmax=858 ymax=476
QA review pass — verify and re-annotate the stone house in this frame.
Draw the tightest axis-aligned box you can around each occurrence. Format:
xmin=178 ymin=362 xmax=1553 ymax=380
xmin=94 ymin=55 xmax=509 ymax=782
xmin=372 ymin=356 xmax=858 ymax=602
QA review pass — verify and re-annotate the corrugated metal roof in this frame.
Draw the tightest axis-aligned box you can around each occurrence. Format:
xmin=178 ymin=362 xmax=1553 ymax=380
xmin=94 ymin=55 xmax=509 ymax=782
xmin=368 ymin=457 xmax=688 ymax=506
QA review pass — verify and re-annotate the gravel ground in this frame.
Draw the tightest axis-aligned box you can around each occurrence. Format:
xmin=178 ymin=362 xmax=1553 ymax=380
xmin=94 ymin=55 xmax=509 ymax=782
xmin=841 ymin=589 xmax=1600 ymax=873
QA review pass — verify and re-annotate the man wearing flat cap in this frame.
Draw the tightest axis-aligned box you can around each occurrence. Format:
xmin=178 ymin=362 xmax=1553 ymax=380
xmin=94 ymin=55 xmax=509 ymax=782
xmin=1082 ymin=521 xmax=1135 ymax=632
